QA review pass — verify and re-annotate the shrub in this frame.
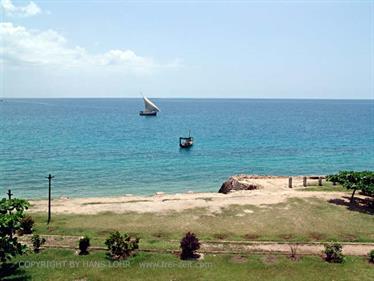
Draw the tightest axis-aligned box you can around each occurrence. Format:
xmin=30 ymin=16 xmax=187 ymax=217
xmin=369 ymin=250 xmax=374 ymax=263
xmin=31 ymin=234 xmax=46 ymax=253
xmin=19 ymin=215 xmax=34 ymax=235
xmin=324 ymin=243 xmax=344 ymax=263
xmin=326 ymin=174 xmax=339 ymax=185
xmin=79 ymin=236 xmax=90 ymax=255
xmin=0 ymin=198 xmax=29 ymax=265
xmin=180 ymin=232 xmax=200 ymax=260
xmin=105 ymin=231 xmax=139 ymax=260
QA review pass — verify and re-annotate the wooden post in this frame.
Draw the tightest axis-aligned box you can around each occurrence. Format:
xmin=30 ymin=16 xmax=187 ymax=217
xmin=303 ymin=177 xmax=307 ymax=187
xmin=46 ymin=174 xmax=55 ymax=224
xmin=7 ymin=189 xmax=13 ymax=200
xmin=318 ymin=177 xmax=322 ymax=186
xmin=288 ymin=177 xmax=292 ymax=188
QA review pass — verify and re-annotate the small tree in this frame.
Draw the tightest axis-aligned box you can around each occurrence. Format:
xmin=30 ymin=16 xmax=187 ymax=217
xmin=0 ymin=198 xmax=29 ymax=266
xmin=324 ymin=242 xmax=344 ymax=263
xmin=31 ymin=234 xmax=46 ymax=253
xmin=327 ymin=171 xmax=374 ymax=203
xmin=78 ymin=236 xmax=90 ymax=255
xmin=105 ymin=231 xmax=139 ymax=260
xmin=180 ymin=232 xmax=200 ymax=260
xmin=289 ymin=244 xmax=299 ymax=260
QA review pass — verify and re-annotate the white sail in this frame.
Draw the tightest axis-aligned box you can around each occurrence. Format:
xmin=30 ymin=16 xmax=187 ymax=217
xmin=143 ymin=97 xmax=160 ymax=112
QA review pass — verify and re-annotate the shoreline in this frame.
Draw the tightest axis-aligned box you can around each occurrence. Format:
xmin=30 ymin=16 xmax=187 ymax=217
xmin=28 ymin=176 xmax=351 ymax=215
xmin=24 ymin=175 xmax=326 ymax=200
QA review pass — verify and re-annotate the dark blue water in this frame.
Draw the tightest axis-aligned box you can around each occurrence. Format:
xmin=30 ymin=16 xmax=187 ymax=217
xmin=1 ymin=99 xmax=373 ymax=198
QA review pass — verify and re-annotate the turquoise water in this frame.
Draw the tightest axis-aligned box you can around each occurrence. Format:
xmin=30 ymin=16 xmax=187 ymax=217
xmin=1 ymin=99 xmax=373 ymax=199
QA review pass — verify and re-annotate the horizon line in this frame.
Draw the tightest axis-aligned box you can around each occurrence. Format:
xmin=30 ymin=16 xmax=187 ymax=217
xmin=1 ymin=97 xmax=373 ymax=101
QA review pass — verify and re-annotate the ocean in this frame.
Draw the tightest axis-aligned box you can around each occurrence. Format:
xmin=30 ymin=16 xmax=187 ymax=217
xmin=1 ymin=99 xmax=373 ymax=199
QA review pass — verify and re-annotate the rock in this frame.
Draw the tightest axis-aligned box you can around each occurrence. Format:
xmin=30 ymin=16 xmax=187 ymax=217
xmin=219 ymin=175 xmax=261 ymax=194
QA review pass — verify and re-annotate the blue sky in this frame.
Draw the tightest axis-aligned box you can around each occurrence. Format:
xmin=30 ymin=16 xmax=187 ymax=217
xmin=0 ymin=0 xmax=373 ymax=98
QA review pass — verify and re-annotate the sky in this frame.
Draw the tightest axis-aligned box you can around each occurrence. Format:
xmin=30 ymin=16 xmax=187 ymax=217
xmin=0 ymin=0 xmax=373 ymax=99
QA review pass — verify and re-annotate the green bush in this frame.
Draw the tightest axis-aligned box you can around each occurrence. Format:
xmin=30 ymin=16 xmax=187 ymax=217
xmin=324 ymin=243 xmax=345 ymax=263
xmin=105 ymin=231 xmax=139 ymax=260
xmin=19 ymin=215 xmax=34 ymax=235
xmin=31 ymin=234 xmax=46 ymax=253
xmin=78 ymin=236 xmax=90 ymax=255
xmin=326 ymin=174 xmax=340 ymax=185
xmin=369 ymin=250 xmax=374 ymax=263
xmin=0 ymin=198 xmax=29 ymax=265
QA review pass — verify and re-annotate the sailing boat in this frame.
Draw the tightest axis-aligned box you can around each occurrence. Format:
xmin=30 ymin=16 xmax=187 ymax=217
xmin=139 ymin=96 xmax=160 ymax=116
xmin=179 ymin=130 xmax=193 ymax=148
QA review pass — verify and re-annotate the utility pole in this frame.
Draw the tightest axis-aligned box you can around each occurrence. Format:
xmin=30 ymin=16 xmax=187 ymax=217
xmin=46 ymin=174 xmax=55 ymax=224
xmin=7 ymin=189 xmax=13 ymax=200
xmin=7 ymin=189 xmax=14 ymax=239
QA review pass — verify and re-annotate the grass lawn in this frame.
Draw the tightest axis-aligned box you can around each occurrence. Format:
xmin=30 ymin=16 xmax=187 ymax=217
xmin=31 ymin=197 xmax=374 ymax=248
xmin=2 ymin=249 xmax=373 ymax=281
xmin=302 ymin=182 xmax=348 ymax=192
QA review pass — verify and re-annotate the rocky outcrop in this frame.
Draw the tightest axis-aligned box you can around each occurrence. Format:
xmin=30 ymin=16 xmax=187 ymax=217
xmin=219 ymin=175 xmax=262 ymax=194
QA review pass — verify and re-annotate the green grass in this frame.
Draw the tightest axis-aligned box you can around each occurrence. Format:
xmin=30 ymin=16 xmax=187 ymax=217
xmin=302 ymin=182 xmax=348 ymax=192
xmin=4 ymin=249 xmax=373 ymax=281
xmin=31 ymin=197 xmax=374 ymax=247
xmin=6 ymin=196 xmax=374 ymax=280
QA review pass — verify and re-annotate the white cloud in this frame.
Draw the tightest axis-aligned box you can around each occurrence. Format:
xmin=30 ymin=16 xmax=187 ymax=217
xmin=0 ymin=22 xmax=180 ymax=74
xmin=1 ymin=0 xmax=42 ymax=17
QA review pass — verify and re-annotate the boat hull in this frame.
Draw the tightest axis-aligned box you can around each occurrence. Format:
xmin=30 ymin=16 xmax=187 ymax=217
xmin=139 ymin=111 xmax=157 ymax=116
xmin=179 ymin=143 xmax=193 ymax=148
xmin=179 ymin=137 xmax=193 ymax=148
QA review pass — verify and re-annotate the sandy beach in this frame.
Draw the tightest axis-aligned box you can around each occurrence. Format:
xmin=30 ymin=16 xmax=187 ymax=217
xmin=29 ymin=176 xmax=350 ymax=214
